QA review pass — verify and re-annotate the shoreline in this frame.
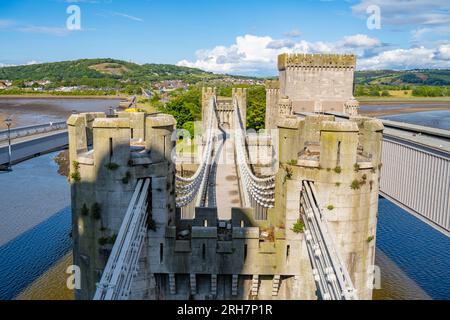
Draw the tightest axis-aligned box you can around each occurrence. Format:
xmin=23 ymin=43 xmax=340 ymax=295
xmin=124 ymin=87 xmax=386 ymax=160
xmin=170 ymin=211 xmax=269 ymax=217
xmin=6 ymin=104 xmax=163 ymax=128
xmin=0 ymin=95 xmax=126 ymax=100
xmin=360 ymin=106 xmax=450 ymax=117
xmin=358 ymin=97 xmax=450 ymax=103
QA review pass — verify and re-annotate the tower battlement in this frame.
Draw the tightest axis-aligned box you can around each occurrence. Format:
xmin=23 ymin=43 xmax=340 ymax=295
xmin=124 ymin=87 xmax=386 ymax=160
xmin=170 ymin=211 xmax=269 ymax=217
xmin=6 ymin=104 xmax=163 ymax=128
xmin=278 ymin=53 xmax=356 ymax=70
xmin=265 ymin=80 xmax=280 ymax=90
xmin=67 ymin=111 xmax=177 ymax=299
xmin=265 ymin=53 xmax=359 ymax=129
xmin=275 ymin=114 xmax=384 ymax=299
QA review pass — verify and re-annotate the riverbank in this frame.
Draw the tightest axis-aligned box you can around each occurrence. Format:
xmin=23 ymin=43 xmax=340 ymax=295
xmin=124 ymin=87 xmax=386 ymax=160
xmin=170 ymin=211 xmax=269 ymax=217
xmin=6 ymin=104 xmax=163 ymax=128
xmin=357 ymin=99 xmax=450 ymax=117
xmin=0 ymin=97 xmax=122 ymax=129
xmin=358 ymin=96 xmax=450 ymax=102
xmin=360 ymin=105 xmax=450 ymax=117
xmin=0 ymin=94 xmax=126 ymax=99
xmin=15 ymin=252 xmax=74 ymax=300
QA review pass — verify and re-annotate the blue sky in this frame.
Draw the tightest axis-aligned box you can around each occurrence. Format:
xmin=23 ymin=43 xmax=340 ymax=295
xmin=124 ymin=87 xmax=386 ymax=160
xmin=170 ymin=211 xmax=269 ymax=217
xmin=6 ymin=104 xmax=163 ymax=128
xmin=0 ymin=0 xmax=449 ymax=75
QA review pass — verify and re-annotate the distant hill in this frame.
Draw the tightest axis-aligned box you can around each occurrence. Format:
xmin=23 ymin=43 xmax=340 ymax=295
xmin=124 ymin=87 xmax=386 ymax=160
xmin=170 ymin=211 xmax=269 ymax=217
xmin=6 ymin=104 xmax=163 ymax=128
xmin=1 ymin=59 xmax=449 ymax=87
xmin=355 ymin=69 xmax=450 ymax=86
xmin=0 ymin=58 xmax=254 ymax=85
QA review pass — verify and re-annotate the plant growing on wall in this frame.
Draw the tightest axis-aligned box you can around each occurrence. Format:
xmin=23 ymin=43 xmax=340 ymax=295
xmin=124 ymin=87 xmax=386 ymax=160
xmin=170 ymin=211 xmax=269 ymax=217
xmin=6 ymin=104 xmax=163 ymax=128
xmin=91 ymin=202 xmax=102 ymax=220
xmin=98 ymin=237 xmax=109 ymax=246
xmin=122 ymin=171 xmax=131 ymax=184
xmin=354 ymin=163 xmax=360 ymax=172
xmin=147 ymin=218 xmax=157 ymax=231
xmin=105 ymin=162 xmax=120 ymax=171
xmin=292 ymin=219 xmax=305 ymax=234
xmin=81 ymin=204 xmax=89 ymax=216
xmin=285 ymin=167 xmax=293 ymax=179
xmin=98 ymin=234 xmax=117 ymax=246
xmin=70 ymin=160 xmax=81 ymax=182
xmin=327 ymin=205 xmax=335 ymax=211
xmin=351 ymin=180 xmax=361 ymax=190
xmin=367 ymin=235 xmax=375 ymax=243
xmin=334 ymin=166 xmax=342 ymax=174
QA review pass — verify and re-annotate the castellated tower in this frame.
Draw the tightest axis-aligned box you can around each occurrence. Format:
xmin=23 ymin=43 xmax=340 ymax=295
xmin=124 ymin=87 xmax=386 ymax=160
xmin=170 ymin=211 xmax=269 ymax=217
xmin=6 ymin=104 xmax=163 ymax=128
xmin=266 ymin=53 xmax=359 ymax=129
xmin=232 ymin=88 xmax=247 ymax=127
xmin=67 ymin=111 xmax=176 ymax=300
xmin=202 ymin=87 xmax=217 ymax=131
xmin=265 ymin=80 xmax=280 ymax=131
xmin=273 ymin=114 xmax=384 ymax=300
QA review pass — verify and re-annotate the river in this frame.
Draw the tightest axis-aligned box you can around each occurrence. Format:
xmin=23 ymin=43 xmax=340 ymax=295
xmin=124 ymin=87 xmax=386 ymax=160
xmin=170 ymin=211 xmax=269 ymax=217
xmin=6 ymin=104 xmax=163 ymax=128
xmin=0 ymin=99 xmax=449 ymax=300
xmin=0 ymin=97 xmax=120 ymax=130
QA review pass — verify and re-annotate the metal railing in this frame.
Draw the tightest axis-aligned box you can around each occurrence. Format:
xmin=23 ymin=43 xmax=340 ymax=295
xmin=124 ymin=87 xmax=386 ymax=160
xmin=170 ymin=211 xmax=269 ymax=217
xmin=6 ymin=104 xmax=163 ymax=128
xmin=301 ymin=180 xmax=358 ymax=300
xmin=94 ymin=178 xmax=151 ymax=300
xmin=233 ymin=98 xmax=275 ymax=210
xmin=0 ymin=121 xmax=67 ymax=143
xmin=175 ymin=97 xmax=217 ymax=208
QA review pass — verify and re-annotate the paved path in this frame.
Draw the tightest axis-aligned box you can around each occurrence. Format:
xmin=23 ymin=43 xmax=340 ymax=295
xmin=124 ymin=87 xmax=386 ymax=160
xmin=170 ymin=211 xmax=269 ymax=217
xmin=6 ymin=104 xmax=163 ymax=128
xmin=206 ymin=130 xmax=241 ymax=220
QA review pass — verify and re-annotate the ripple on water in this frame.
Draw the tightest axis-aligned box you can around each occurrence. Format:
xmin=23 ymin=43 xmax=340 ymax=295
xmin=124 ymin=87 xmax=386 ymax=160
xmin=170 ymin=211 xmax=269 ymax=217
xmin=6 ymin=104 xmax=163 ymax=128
xmin=0 ymin=207 xmax=72 ymax=300
xmin=377 ymin=198 xmax=450 ymax=300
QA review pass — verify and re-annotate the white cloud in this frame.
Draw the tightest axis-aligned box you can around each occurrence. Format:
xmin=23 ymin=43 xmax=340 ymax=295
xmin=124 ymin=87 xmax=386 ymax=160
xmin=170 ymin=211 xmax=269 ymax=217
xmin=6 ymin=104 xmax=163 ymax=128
xmin=435 ymin=44 xmax=450 ymax=61
xmin=352 ymin=0 xmax=450 ymax=26
xmin=412 ymin=26 xmax=450 ymax=40
xmin=18 ymin=25 xmax=72 ymax=36
xmin=178 ymin=33 xmax=450 ymax=74
xmin=284 ymin=29 xmax=302 ymax=38
xmin=342 ymin=34 xmax=382 ymax=48
xmin=0 ymin=60 xmax=41 ymax=68
xmin=178 ymin=35 xmax=280 ymax=74
xmin=177 ymin=34 xmax=383 ymax=75
xmin=111 ymin=12 xmax=143 ymax=22
xmin=0 ymin=19 xmax=14 ymax=28
xmin=267 ymin=39 xmax=296 ymax=49
xmin=358 ymin=44 xmax=450 ymax=69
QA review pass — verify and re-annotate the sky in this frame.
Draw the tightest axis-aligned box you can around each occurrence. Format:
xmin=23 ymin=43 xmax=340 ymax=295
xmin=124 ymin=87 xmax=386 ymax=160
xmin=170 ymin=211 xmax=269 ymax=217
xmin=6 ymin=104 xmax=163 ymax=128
xmin=0 ymin=0 xmax=449 ymax=76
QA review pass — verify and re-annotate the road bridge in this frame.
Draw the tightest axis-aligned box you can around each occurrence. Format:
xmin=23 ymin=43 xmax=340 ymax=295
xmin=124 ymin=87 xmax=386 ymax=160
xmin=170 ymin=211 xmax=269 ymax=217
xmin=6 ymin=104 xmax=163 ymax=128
xmin=0 ymin=123 xmax=68 ymax=166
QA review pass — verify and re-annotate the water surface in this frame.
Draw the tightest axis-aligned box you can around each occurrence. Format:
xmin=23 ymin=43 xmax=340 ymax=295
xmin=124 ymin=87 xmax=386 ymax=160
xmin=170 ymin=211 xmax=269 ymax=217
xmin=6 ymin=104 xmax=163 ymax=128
xmin=380 ymin=110 xmax=450 ymax=130
xmin=0 ymin=98 xmax=120 ymax=129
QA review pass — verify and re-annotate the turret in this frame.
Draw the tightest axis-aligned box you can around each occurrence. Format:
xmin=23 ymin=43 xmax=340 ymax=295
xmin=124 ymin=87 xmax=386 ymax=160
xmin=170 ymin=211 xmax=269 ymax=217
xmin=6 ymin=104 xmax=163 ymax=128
xmin=265 ymin=80 xmax=280 ymax=130
xmin=232 ymin=88 xmax=247 ymax=126
xmin=272 ymin=114 xmax=384 ymax=300
xmin=68 ymin=111 xmax=176 ymax=300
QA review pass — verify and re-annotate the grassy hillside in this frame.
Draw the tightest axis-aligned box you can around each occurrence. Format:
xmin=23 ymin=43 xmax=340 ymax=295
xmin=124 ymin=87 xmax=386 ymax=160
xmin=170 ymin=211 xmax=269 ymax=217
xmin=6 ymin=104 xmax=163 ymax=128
xmin=355 ymin=69 xmax=450 ymax=86
xmin=1 ymin=59 xmax=449 ymax=86
xmin=0 ymin=58 xmax=224 ymax=82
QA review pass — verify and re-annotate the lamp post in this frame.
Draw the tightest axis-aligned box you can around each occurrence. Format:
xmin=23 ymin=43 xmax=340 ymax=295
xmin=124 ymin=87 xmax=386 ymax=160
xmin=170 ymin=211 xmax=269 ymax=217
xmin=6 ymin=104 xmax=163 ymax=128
xmin=5 ymin=118 xmax=12 ymax=171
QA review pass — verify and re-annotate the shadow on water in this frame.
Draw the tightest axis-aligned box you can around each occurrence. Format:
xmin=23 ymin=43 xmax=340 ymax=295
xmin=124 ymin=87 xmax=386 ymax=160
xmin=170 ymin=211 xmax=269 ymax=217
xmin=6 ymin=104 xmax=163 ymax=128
xmin=0 ymin=207 xmax=72 ymax=300
xmin=376 ymin=198 xmax=450 ymax=300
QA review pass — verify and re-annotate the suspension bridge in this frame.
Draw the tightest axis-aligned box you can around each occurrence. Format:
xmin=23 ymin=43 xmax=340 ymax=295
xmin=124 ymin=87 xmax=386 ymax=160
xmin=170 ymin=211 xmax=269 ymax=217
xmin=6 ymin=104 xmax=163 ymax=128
xmin=93 ymin=95 xmax=359 ymax=300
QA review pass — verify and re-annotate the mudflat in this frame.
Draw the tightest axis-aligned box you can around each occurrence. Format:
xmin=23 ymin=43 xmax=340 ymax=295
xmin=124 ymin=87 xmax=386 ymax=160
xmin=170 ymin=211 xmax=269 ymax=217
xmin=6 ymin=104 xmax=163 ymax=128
xmin=359 ymin=100 xmax=450 ymax=117
xmin=0 ymin=97 xmax=120 ymax=129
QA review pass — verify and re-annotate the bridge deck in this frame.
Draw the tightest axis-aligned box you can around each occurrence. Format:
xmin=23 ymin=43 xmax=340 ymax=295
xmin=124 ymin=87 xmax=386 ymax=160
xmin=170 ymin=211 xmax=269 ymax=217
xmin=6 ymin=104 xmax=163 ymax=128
xmin=206 ymin=130 xmax=241 ymax=219
xmin=0 ymin=129 xmax=68 ymax=148
xmin=0 ymin=130 xmax=68 ymax=166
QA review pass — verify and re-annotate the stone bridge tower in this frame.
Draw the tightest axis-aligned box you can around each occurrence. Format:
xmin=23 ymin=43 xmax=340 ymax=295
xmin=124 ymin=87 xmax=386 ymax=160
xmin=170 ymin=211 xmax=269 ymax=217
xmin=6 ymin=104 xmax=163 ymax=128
xmin=266 ymin=53 xmax=359 ymax=130
xmin=201 ymin=87 xmax=247 ymax=130
xmin=68 ymin=111 xmax=176 ymax=300
xmin=273 ymin=114 xmax=383 ymax=299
